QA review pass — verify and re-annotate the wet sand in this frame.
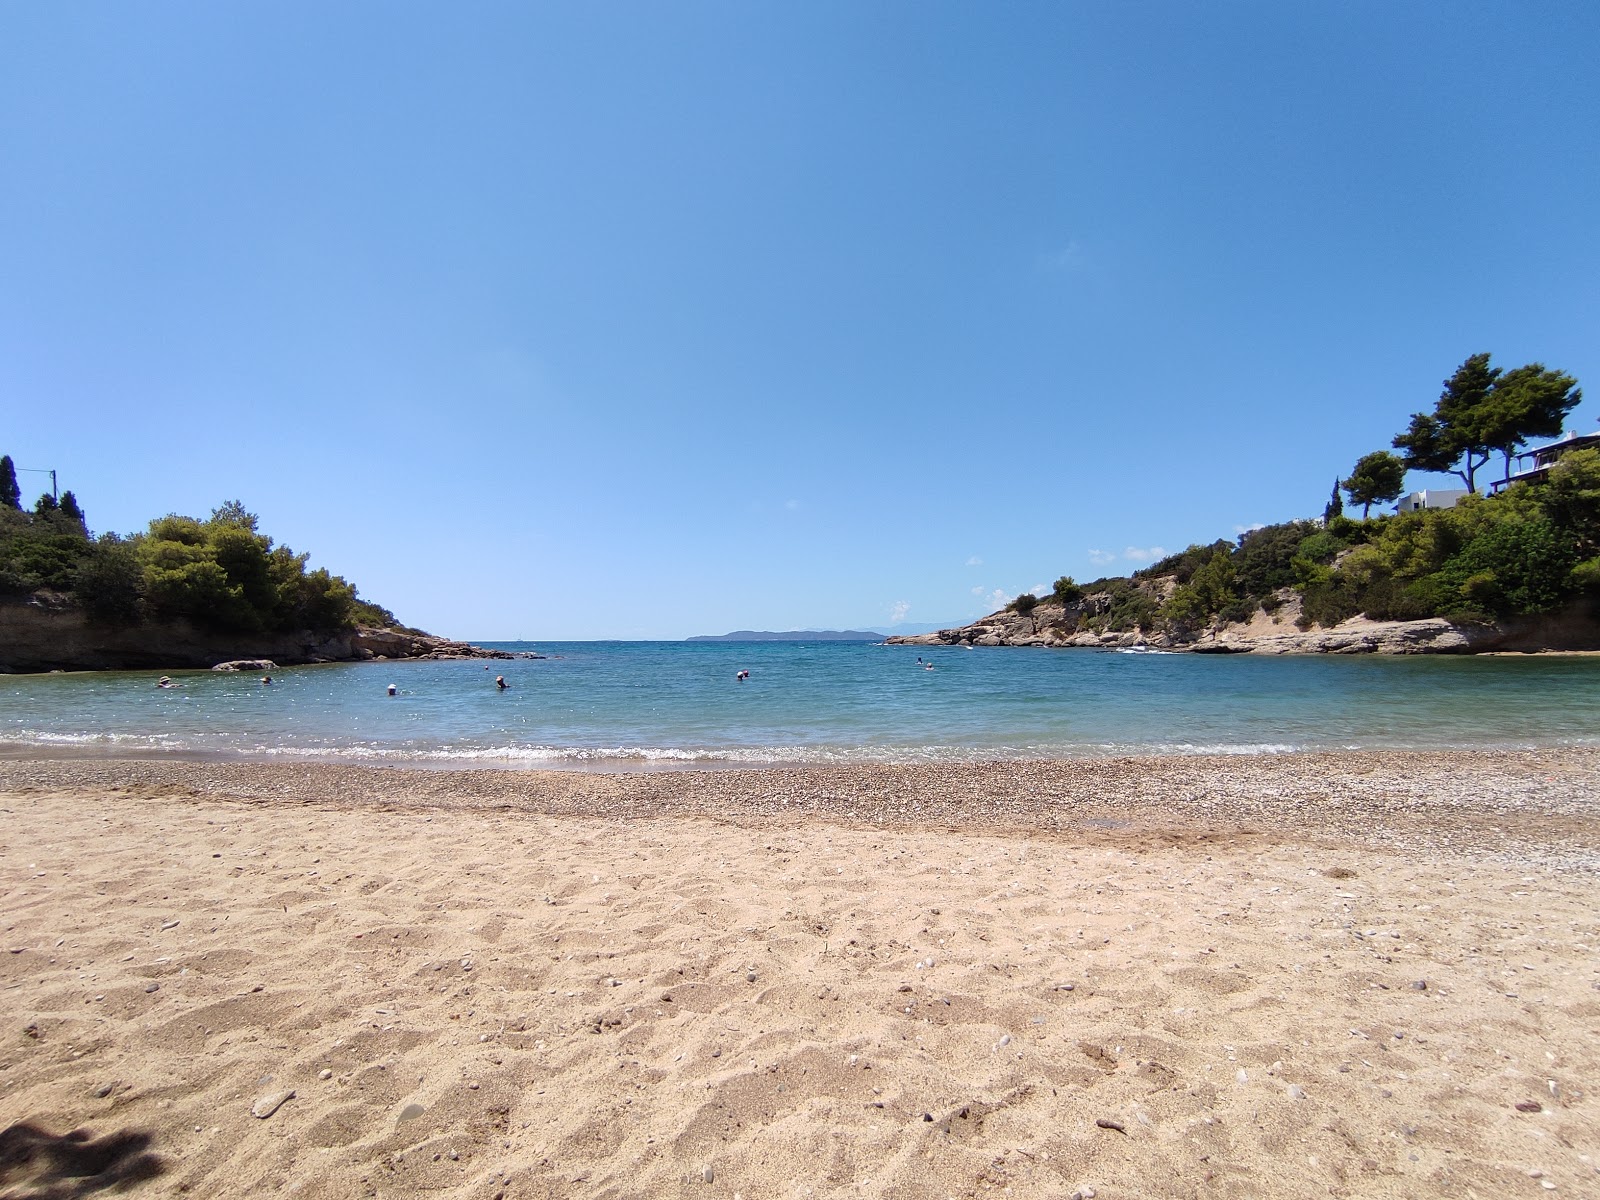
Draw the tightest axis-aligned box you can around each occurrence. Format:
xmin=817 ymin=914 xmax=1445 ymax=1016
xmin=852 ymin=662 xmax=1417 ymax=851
xmin=2 ymin=750 xmax=1598 ymax=1198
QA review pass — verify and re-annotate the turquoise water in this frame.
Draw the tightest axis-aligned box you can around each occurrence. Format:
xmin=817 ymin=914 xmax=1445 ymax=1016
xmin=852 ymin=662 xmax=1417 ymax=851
xmin=3 ymin=641 xmax=1599 ymax=768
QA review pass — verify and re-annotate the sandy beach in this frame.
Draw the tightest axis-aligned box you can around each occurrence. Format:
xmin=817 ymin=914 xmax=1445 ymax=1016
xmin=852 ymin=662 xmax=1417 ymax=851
xmin=3 ymin=750 xmax=1598 ymax=1198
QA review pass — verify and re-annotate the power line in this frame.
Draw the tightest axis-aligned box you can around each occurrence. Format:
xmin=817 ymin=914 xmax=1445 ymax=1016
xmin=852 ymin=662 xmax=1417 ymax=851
xmin=17 ymin=467 xmax=57 ymax=501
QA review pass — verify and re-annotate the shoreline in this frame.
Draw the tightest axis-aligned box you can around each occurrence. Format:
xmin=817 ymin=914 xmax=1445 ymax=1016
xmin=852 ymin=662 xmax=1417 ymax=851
xmin=5 ymin=746 xmax=1598 ymax=868
xmin=3 ymin=748 xmax=1598 ymax=1196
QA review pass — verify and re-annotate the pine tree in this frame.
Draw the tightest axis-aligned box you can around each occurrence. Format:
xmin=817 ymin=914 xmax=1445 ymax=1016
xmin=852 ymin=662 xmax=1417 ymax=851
xmin=0 ymin=456 xmax=19 ymax=509
xmin=1342 ymin=451 xmax=1408 ymax=519
xmin=60 ymin=490 xmax=86 ymax=527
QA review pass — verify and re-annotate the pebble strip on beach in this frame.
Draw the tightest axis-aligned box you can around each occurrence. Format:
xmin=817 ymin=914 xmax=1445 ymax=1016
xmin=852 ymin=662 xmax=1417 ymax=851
xmin=4 ymin=748 xmax=1597 ymax=870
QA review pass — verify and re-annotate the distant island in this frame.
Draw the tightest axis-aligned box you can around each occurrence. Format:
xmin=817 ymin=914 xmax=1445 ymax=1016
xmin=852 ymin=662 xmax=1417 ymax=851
xmin=687 ymin=630 xmax=884 ymax=642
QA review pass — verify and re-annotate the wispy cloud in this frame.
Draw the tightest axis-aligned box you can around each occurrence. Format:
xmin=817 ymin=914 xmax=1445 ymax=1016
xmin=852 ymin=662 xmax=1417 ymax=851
xmin=784 ymin=499 xmax=801 ymax=511
xmin=1037 ymin=240 xmax=1083 ymax=272
xmin=965 ymin=556 xmax=983 ymax=567
xmin=1088 ymin=548 xmax=1117 ymax=566
xmin=1028 ymin=583 xmax=1048 ymax=598
xmin=1123 ymin=545 xmax=1167 ymax=563
xmin=888 ymin=600 xmax=910 ymax=624
xmin=972 ymin=586 xmax=1013 ymax=611
xmin=1234 ymin=523 xmax=1265 ymax=535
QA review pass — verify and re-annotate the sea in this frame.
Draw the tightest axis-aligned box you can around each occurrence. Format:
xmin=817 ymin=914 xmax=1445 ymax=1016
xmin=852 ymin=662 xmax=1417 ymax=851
xmin=3 ymin=641 xmax=1599 ymax=769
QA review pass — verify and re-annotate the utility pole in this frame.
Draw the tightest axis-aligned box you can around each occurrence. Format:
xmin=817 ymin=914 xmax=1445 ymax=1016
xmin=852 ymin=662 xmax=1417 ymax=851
xmin=19 ymin=468 xmax=57 ymax=501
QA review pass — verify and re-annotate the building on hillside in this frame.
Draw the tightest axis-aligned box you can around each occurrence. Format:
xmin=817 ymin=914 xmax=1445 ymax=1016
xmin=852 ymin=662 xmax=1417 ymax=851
xmin=1491 ymin=431 xmax=1600 ymax=492
xmin=1396 ymin=489 xmax=1468 ymax=513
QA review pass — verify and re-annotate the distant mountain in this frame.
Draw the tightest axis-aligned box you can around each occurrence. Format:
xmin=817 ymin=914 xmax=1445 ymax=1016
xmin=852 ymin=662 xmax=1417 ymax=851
xmin=686 ymin=630 xmax=885 ymax=642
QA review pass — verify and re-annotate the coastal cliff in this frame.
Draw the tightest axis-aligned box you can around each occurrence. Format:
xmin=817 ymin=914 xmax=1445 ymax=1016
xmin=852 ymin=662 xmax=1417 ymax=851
xmin=0 ymin=593 xmax=522 ymax=673
xmin=884 ymin=590 xmax=1600 ymax=655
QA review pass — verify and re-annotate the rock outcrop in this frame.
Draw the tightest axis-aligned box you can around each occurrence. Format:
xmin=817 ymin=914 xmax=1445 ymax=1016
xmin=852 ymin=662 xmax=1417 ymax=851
xmin=0 ymin=593 xmax=533 ymax=673
xmin=884 ymin=592 xmax=1600 ymax=655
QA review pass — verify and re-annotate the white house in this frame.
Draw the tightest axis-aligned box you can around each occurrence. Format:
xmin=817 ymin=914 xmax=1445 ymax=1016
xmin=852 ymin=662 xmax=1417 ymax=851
xmin=1492 ymin=431 xmax=1600 ymax=492
xmin=1396 ymin=489 xmax=1469 ymax=513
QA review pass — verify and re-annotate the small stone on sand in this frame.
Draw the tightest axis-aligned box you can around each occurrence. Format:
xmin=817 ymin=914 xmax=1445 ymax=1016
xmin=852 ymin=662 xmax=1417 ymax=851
xmin=251 ymin=1089 xmax=294 ymax=1119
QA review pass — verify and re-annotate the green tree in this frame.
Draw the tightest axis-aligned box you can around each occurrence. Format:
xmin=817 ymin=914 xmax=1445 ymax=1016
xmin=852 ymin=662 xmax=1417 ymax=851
xmin=1393 ymin=353 xmax=1499 ymax=492
xmin=33 ymin=492 xmax=58 ymax=516
xmin=1051 ymin=576 xmax=1082 ymax=605
xmin=1011 ymin=593 xmax=1038 ymax=614
xmin=0 ymin=456 xmax=19 ymax=509
xmin=1393 ymin=354 xmax=1582 ymax=493
xmin=1323 ymin=479 xmax=1343 ymax=523
xmin=1482 ymin=363 xmax=1582 ymax=485
xmin=1341 ymin=451 xmax=1407 ymax=519
xmin=1161 ymin=548 xmax=1239 ymax=635
xmin=73 ymin=535 xmax=143 ymax=623
xmin=59 ymin=490 xmax=85 ymax=528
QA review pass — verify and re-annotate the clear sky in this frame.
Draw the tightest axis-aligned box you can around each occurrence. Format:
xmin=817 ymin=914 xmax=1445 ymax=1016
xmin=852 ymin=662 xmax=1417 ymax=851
xmin=4 ymin=3 xmax=1597 ymax=639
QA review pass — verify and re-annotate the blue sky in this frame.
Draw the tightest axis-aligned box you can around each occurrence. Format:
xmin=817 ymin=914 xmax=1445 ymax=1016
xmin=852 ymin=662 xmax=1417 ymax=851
xmin=4 ymin=2 xmax=1597 ymax=638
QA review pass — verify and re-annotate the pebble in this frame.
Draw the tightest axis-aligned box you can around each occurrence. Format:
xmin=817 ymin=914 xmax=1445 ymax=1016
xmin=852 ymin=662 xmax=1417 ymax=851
xmin=160 ymin=920 xmax=179 ymax=931
xmin=1516 ymin=1100 xmax=1544 ymax=1113
xmin=1055 ymin=983 xmax=1075 ymax=991
xmin=1411 ymin=980 xmax=1427 ymax=991
xmin=319 ymin=1069 xmax=333 ymax=1081
xmin=145 ymin=983 xmax=159 ymax=993
xmin=1236 ymin=1069 xmax=1248 ymax=1083
xmin=746 ymin=972 xmax=757 ymax=983
xmin=399 ymin=1102 xmax=425 ymax=1122
xmin=1095 ymin=1118 xmax=1126 ymax=1133
xmin=1072 ymin=1190 xmax=1097 ymax=1200
xmin=1287 ymin=1084 xmax=1308 ymax=1100
xmin=92 ymin=1081 xmax=117 ymax=1098
xmin=702 ymin=1165 xmax=715 ymax=1183
xmin=251 ymin=1090 xmax=295 ymax=1119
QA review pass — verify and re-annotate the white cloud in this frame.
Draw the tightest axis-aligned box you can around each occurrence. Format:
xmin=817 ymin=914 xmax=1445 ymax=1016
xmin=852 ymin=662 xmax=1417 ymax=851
xmin=888 ymin=600 xmax=910 ymax=624
xmin=976 ymin=587 xmax=1012 ymax=611
xmin=1123 ymin=545 xmax=1167 ymax=563
xmin=1038 ymin=240 xmax=1082 ymax=272
xmin=1028 ymin=583 xmax=1048 ymax=598
xmin=1234 ymin=523 xmax=1266 ymax=535
xmin=784 ymin=499 xmax=800 ymax=511
xmin=965 ymin=556 xmax=983 ymax=567
xmin=970 ymin=586 xmax=987 ymax=597
xmin=1088 ymin=548 xmax=1117 ymax=566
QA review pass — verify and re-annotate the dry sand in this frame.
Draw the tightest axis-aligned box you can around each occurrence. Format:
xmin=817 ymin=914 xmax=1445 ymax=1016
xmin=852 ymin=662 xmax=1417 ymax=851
xmin=2 ymin=750 xmax=1598 ymax=1198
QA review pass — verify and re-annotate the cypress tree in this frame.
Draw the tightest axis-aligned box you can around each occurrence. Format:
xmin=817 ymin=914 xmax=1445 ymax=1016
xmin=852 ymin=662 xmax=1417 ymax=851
xmin=60 ymin=490 xmax=86 ymax=527
xmin=0 ymin=456 xmax=19 ymax=509
xmin=1323 ymin=479 xmax=1343 ymax=523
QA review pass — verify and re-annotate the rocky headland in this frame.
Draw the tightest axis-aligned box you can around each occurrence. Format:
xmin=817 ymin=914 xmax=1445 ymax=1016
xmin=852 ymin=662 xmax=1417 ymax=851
xmin=885 ymin=589 xmax=1600 ymax=655
xmin=0 ymin=592 xmax=530 ymax=673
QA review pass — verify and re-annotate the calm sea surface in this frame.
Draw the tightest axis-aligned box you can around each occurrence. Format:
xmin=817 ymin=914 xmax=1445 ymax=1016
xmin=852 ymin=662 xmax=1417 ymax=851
xmin=3 ymin=641 xmax=1598 ymax=768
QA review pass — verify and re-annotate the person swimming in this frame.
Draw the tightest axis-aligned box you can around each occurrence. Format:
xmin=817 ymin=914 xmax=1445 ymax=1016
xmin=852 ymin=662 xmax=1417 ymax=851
xmin=495 ymin=675 xmax=508 ymax=690
xmin=261 ymin=675 xmax=272 ymax=685
xmin=156 ymin=676 xmax=176 ymax=689
xmin=736 ymin=670 xmax=749 ymax=681
xmin=386 ymin=683 xmax=397 ymax=696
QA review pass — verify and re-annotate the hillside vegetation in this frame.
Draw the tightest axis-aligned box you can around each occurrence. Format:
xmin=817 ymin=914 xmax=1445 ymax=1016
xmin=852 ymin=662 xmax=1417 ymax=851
xmin=0 ymin=461 xmax=408 ymax=636
xmin=1012 ymin=353 xmax=1594 ymax=641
